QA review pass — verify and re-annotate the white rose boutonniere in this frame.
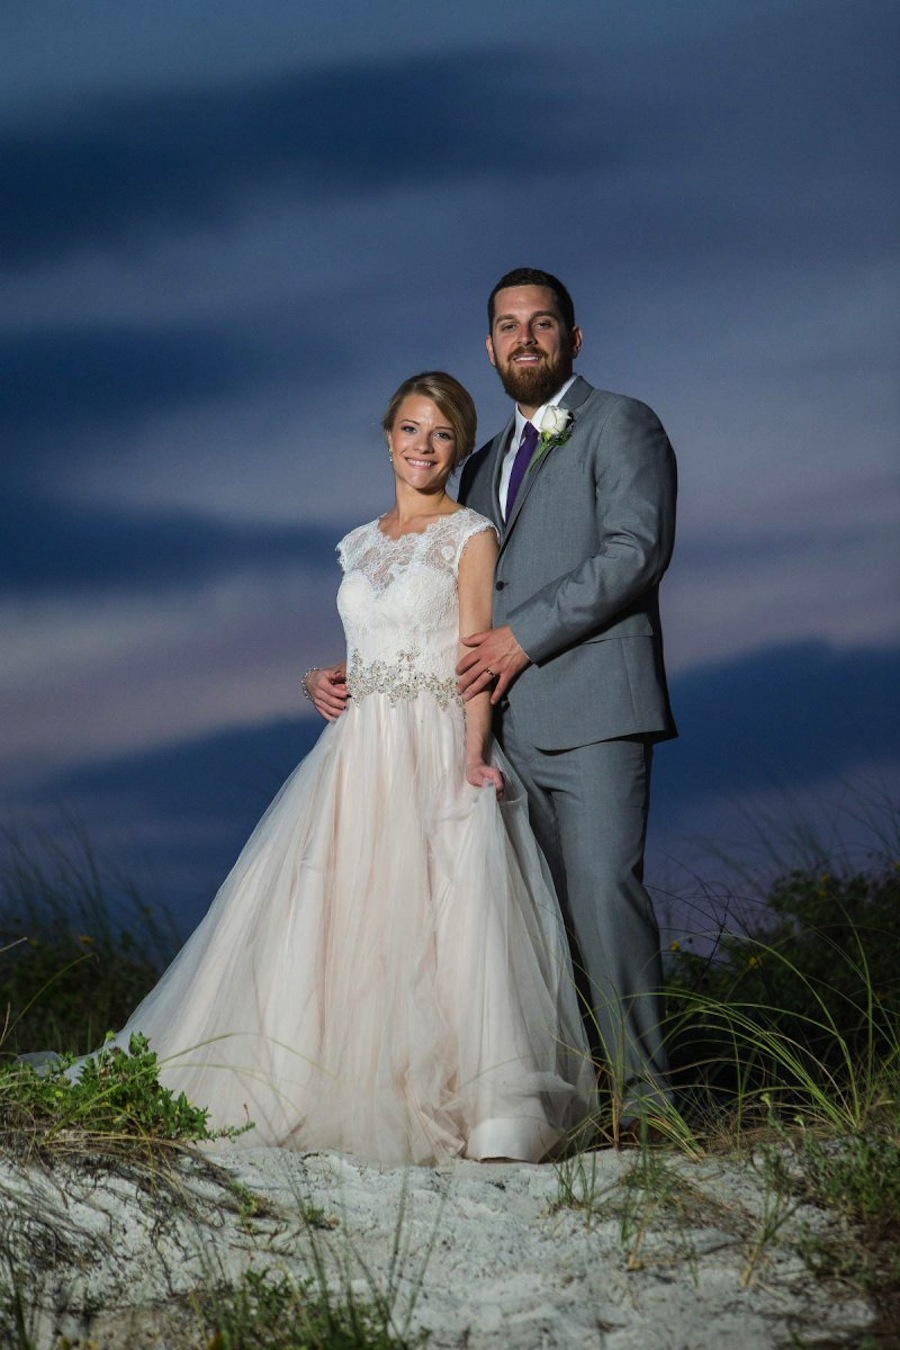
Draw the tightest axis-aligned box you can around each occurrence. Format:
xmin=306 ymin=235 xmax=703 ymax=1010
xmin=528 ymin=407 xmax=575 ymax=475
xmin=542 ymin=406 xmax=571 ymax=437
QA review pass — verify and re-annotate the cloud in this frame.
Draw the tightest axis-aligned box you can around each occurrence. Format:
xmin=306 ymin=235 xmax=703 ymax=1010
xmin=0 ymin=317 xmax=342 ymax=468
xmin=7 ymin=714 xmax=321 ymax=930
xmin=1 ymin=50 xmax=586 ymax=268
xmin=11 ymin=638 xmax=898 ymax=936
xmin=0 ymin=485 xmax=350 ymax=596
xmin=6 ymin=2 xmax=895 ymax=273
xmin=656 ymin=641 xmax=900 ymax=811
xmin=1 ymin=0 xmax=896 ymax=926
xmin=0 ymin=563 xmax=347 ymax=787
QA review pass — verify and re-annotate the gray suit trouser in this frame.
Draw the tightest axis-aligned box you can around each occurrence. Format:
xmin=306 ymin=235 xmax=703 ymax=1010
xmin=497 ymin=707 xmax=669 ymax=1113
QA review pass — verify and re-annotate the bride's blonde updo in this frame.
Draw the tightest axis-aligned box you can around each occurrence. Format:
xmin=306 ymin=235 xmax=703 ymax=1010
xmin=381 ymin=372 xmax=477 ymax=471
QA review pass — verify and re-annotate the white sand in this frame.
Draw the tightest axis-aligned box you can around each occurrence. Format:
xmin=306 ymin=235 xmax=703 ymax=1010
xmin=0 ymin=1144 xmax=875 ymax=1347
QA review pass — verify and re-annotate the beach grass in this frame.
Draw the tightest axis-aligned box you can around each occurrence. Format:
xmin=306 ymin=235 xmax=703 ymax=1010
xmin=2 ymin=826 xmax=900 ymax=1343
xmin=659 ymin=857 xmax=899 ymax=1330
xmin=0 ymin=831 xmax=437 ymax=1348
xmin=0 ymin=824 xmax=176 ymax=1057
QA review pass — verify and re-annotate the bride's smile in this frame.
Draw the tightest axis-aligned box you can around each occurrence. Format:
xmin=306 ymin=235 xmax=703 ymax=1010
xmin=388 ymin=394 xmax=458 ymax=493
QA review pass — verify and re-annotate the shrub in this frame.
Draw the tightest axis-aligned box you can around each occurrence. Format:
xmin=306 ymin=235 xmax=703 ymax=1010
xmin=0 ymin=1032 xmax=220 ymax=1159
xmin=0 ymin=827 xmax=176 ymax=1056
xmin=665 ymin=864 xmax=900 ymax=1125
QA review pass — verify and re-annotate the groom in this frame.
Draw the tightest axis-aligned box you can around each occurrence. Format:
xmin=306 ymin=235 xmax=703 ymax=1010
xmin=456 ymin=268 xmax=677 ymax=1132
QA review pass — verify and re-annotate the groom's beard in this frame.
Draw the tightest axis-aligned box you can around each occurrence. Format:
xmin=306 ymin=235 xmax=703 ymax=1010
xmin=495 ymin=343 xmax=575 ymax=408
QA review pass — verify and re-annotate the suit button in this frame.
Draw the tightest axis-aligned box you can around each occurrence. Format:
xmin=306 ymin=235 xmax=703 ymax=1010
xmin=495 ymin=580 xmax=505 ymax=591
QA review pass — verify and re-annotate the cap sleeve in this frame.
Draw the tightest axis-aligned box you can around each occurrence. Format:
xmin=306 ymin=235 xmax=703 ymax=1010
xmin=336 ymin=521 xmax=372 ymax=573
xmin=453 ymin=509 xmax=499 ymax=570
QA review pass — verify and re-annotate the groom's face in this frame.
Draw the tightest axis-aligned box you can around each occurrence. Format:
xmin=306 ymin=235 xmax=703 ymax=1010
xmin=486 ymin=285 xmax=582 ymax=413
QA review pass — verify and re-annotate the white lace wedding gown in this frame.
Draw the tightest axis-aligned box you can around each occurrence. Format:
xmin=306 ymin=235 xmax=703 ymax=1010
xmin=109 ymin=508 xmax=594 ymax=1165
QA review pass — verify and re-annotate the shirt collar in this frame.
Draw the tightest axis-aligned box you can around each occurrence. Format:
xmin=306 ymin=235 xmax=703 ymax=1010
xmin=513 ymin=374 xmax=578 ymax=443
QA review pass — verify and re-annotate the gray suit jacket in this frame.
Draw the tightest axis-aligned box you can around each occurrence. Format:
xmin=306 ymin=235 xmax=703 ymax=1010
xmin=457 ymin=375 xmax=677 ymax=750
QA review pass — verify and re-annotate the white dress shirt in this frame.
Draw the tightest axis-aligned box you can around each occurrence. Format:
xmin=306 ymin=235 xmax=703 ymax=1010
xmin=498 ymin=375 xmax=578 ymax=520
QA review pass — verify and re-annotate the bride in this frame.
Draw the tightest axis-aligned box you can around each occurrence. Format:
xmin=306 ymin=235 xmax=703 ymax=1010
xmin=102 ymin=371 xmax=594 ymax=1166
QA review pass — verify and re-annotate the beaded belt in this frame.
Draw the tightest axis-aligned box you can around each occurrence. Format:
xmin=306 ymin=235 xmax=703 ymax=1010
xmin=346 ymin=649 xmax=461 ymax=710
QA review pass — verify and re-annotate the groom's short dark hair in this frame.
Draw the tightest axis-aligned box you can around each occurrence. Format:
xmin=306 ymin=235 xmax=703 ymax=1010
xmin=488 ymin=268 xmax=576 ymax=333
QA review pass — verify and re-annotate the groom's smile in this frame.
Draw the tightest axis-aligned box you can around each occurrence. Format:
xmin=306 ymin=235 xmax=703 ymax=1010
xmin=486 ymin=284 xmax=583 ymax=416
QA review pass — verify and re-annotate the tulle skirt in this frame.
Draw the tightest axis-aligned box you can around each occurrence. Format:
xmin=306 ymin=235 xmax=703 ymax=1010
xmin=113 ymin=694 xmax=594 ymax=1165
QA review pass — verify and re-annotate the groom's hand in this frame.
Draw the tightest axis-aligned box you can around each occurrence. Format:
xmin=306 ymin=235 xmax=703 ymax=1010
xmin=457 ymin=627 xmax=530 ymax=704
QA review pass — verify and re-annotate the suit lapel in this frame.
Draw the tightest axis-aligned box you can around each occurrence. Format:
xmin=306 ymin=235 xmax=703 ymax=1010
xmin=477 ymin=414 xmax=514 ymax=533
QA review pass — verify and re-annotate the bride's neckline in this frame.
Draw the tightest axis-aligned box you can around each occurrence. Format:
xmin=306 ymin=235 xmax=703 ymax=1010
xmin=375 ymin=508 xmax=465 ymax=542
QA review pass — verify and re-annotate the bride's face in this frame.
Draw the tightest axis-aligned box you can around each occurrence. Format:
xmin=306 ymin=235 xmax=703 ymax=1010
xmin=387 ymin=396 xmax=458 ymax=494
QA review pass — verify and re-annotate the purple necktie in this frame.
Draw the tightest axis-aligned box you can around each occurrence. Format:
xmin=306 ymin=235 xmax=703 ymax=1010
xmin=505 ymin=421 xmax=539 ymax=516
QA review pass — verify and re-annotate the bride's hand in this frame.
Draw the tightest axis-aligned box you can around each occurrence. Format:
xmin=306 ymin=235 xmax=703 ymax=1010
xmin=466 ymin=761 xmax=504 ymax=798
xmin=304 ymin=663 xmax=349 ymax=721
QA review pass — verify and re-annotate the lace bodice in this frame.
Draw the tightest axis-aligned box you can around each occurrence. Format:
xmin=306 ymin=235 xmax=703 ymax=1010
xmin=337 ymin=509 xmax=496 ymax=708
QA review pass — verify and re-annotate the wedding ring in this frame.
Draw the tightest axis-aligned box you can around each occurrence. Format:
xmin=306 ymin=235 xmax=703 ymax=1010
xmin=486 ymin=669 xmax=496 ymax=679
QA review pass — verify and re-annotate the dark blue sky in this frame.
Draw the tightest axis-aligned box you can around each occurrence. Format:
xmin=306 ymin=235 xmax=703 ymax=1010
xmin=2 ymin=0 xmax=898 ymax=934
